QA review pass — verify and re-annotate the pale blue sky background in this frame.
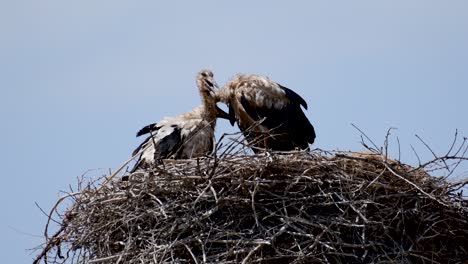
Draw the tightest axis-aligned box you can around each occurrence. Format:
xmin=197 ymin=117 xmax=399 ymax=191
xmin=1 ymin=1 xmax=467 ymax=263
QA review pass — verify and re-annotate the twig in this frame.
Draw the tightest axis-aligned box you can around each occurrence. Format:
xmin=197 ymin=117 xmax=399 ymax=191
xmin=351 ymin=123 xmax=381 ymax=154
xmin=416 ymin=134 xmax=450 ymax=171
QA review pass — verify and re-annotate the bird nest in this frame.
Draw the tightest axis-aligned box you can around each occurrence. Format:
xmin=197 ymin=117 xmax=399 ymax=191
xmin=34 ymin=140 xmax=468 ymax=264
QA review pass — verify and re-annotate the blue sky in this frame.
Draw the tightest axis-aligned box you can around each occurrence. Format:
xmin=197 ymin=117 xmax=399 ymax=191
xmin=1 ymin=1 xmax=467 ymax=263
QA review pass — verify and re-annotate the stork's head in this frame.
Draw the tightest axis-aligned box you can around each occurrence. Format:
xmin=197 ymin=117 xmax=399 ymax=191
xmin=197 ymin=69 xmax=218 ymax=97
xmin=196 ymin=69 xmax=229 ymax=120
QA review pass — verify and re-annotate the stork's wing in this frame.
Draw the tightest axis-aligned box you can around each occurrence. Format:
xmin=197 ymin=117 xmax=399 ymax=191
xmin=130 ymin=135 xmax=153 ymax=172
xmin=278 ymin=84 xmax=308 ymax=110
xmin=131 ymin=126 xmax=183 ymax=172
xmin=133 ymin=126 xmax=183 ymax=157
xmin=132 ymin=135 xmax=151 ymax=157
xmin=239 ymin=88 xmax=316 ymax=150
xmin=136 ymin=123 xmax=160 ymax=137
xmin=154 ymin=126 xmax=183 ymax=158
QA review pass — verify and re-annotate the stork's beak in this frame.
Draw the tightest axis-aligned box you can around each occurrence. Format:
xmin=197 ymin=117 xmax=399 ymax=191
xmin=212 ymin=80 xmax=219 ymax=89
xmin=212 ymin=80 xmax=219 ymax=96
xmin=215 ymin=105 xmax=229 ymax=120
xmin=205 ymin=78 xmax=219 ymax=97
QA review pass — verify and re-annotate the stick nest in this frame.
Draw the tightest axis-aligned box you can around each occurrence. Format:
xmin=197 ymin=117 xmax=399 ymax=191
xmin=35 ymin=149 xmax=468 ymax=264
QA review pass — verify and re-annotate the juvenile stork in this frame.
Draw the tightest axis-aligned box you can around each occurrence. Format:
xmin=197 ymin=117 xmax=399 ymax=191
xmin=216 ymin=74 xmax=316 ymax=152
xmin=131 ymin=70 xmax=226 ymax=172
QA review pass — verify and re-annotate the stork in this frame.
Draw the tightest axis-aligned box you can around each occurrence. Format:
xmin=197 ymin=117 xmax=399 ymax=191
xmin=131 ymin=70 xmax=227 ymax=172
xmin=215 ymin=74 xmax=316 ymax=152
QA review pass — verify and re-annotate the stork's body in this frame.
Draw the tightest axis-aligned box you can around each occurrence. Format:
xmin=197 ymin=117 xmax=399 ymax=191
xmin=216 ymin=74 xmax=316 ymax=152
xmin=131 ymin=70 xmax=224 ymax=172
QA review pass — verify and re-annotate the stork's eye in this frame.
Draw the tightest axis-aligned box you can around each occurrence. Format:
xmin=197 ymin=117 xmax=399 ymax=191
xmin=201 ymin=72 xmax=208 ymax=77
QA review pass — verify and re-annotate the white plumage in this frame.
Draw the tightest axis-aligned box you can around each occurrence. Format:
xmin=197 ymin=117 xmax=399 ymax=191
xmin=131 ymin=70 xmax=226 ymax=172
xmin=216 ymin=74 xmax=316 ymax=152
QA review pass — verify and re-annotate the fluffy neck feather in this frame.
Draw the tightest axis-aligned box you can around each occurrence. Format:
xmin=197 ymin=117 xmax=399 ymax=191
xmin=199 ymin=91 xmax=218 ymax=129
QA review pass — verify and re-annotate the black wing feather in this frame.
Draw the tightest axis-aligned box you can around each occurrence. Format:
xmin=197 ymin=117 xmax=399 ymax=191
xmin=278 ymin=84 xmax=308 ymax=109
xmin=131 ymin=126 xmax=183 ymax=172
xmin=132 ymin=135 xmax=151 ymax=157
xmin=130 ymin=135 xmax=153 ymax=172
xmin=239 ymin=92 xmax=316 ymax=151
xmin=157 ymin=127 xmax=183 ymax=159
xmin=136 ymin=123 xmax=160 ymax=137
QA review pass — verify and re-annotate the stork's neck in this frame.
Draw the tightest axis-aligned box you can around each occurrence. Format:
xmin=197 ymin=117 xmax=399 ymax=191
xmin=200 ymin=92 xmax=218 ymax=127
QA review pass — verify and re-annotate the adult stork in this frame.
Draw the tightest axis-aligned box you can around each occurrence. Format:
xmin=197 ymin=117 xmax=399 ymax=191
xmin=131 ymin=70 xmax=227 ymax=172
xmin=215 ymin=74 xmax=316 ymax=152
